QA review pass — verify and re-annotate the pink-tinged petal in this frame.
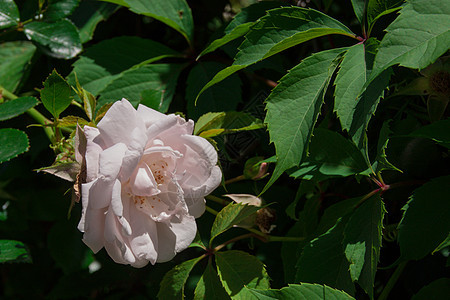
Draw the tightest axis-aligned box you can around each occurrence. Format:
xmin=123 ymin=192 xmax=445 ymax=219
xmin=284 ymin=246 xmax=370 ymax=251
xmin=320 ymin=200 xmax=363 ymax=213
xmin=155 ymin=215 xmax=197 ymax=263
xmin=83 ymin=126 xmax=103 ymax=181
xmin=185 ymin=197 xmax=205 ymax=218
xmin=145 ymin=114 xmax=179 ymax=142
xmin=130 ymin=163 xmax=159 ymax=196
xmin=97 ymin=99 xmax=140 ymax=147
xmin=127 ymin=205 xmax=158 ymax=264
xmin=78 ymin=180 xmax=96 ymax=232
xmin=82 ymin=207 xmax=106 ymax=253
xmin=104 ymin=239 xmax=136 ymax=266
xmin=88 ymin=143 xmax=128 ymax=209
xmin=137 ymin=104 xmax=167 ymax=128
xmin=224 ymin=194 xmax=262 ymax=206
xmin=182 ymin=165 xmax=222 ymax=200
xmin=181 ymin=135 xmax=218 ymax=165
xmin=119 ymin=126 xmax=147 ymax=182
xmin=110 ymin=180 xmax=132 ymax=236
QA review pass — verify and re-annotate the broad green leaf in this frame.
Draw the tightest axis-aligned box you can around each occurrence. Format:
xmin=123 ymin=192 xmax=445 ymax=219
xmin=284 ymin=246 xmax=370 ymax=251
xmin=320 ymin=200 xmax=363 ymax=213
xmin=194 ymin=111 xmax=263 ymax=138
xmin=398 ymin=175 xmax=450 ymax=261
xmin=367 ymin=0 xmax=403 ymax=30
xmin=412 ymin=278 xmax=450 ymax=300
xmin=210 ymin=203 xmax=261 ymax=246
xmin=68 ymin=36 xmax=180 ymax=96
xmin=197 ymin=1 xmax=282 ymax=58
xmin=157 ymin=256 xmax=204 ymax=300
xmin=44 ymin=0 xmax=80 ymax=22
xmin=433 ymin=232 xmax=450 ymax=254
xmin=407 ymin=118 xmax=450 ymax=149
xmin=246 ymin=283 xmax=355 ymax=300
xmin=351 ymin=0 xmax=366 ymax=24
xmin=24 ymin=19 xmax=82 ymax=59
xmin=372 ymin=121 xmax=401 ymax=173
xmin=216 ymin=250 xmax=270 ymax=299
xmin=343 ymin=194 xmax=384 ymax=298
xmin=40 ymin=70 xmax=72 ymax=118
xmin=0 ymin=240 xmax=31 ymax=263
xmin=0 ymin=41 xmax=36 ymax=92
xmin=349 ymin=68 xmax=392 ymax=149
xmin=195 ymin=7 xmax=356 ymax=102
xmin=70 ymin=1 xmax=117 ymax=43
xmin=97 ymin=64 xmax=183 ymax=111
xmin=315 ymin=196 xmax=361 ymax=236
xmin=296 ymin=217 xmax=355 ymax=295
xmin=0 ymin=97 xmax=38 ymax=121
xmin=186 ymin=62 xmax=242 ymax=120
xmin=194 ymin=259 xmax=230 ymax=300
xmin=102 ymin=0 xmax=194 ymax=43
xmin=263 ymin=48 xmax=346 ymax=193
xmin=371 ymin=0 xmax=450 ymax=81
xmin=334 ymin=43 xmax=366 ymax=132
xmin=0 ymin=129 xmax=29 ymax=163
xmin=0 ymin=0 xmax=19 ymax=29
xmin=289 ymin=129 xmax=368 ymax=179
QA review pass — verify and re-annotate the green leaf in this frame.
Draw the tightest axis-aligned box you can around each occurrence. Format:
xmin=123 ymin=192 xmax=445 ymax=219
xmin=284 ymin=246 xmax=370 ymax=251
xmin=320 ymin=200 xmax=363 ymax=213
xmin=398 ymin=175 xmax=450 ymax=261
xmin=97 ymin=64 xmax=183 ymax=111
xmin=0 ymin=128 xmax=29 ymax=163
xmin=0 ymin=41 xmax=36 ymax=92
xmin=289 ymin=129 xmax=368 ymax=180
xmin=44 ymin=0 xmax=80 ymax=22
xmin=349 ymin=68 xmax=392 ymax=149
xmin=24 ymin=19 xmax=82 ymax=59
xmin=216 ymin=250 xmax=270 ymax=299
xmin=40 ymin=70 xmax=72 ymax=118
xmin=0 ymin=97 xmax=38 ymax=121
xmin=194 ymin=111 xmax=263 ymax=138
xmin=351 ymin=0 xmax=366 ymax=24
xmin=186 ymin=62 xmax=242 ymax=120
xmin=367 ymin=0 xmax=403 ymax=30
xmin=0 ymin=0 xmax=19 ymax=29
xmin=412 ymin=278 xmax=450 ymax=300
xmin=157 ymin=256 xmax=204 ymax=300
xmin=195 ymin=7 xmax=355 ymax=101
xmin=246 ymin=283 xmax=355 ymax=300
xmin=103 ymin=0 xmax=194 ymax=43
xmin=407 ymin=118 xmax=450 ymax=149
xmin=372 ymin=121 xmax=401 ymax=173
xmin=194 ymin=259 xmax=230 ymax=300
xmin=68 ymin=36 xmax=180 ymax=96
xmin=0 ymin=240 xmax=32 ymax=263
xmin=197 ymin=1 xmax=282 ymax=58
xmin=210 ymin=203 xmax=261 ymax=246
xmin=334 ymin=43 xmax=366 ymax=132
xmin=343 ymin=194 xmax=384 ymax=298
xmin=296 ymin=217 xmax=355 ymax=295
xmin=371 ymin=0 xmax=450 ymax=81
xmin=433 ymin=232 xmax=450 ymax=254
xmin=263 ymin=48 xmax=346 ymax=193
xmin=70 ymin=1 xmax=117 ymax=43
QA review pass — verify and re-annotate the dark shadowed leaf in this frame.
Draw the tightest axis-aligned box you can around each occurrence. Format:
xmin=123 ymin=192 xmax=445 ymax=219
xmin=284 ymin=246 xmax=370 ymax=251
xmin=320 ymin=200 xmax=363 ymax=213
xmin=0 ymin=128 xmax=29 ymax=163
xmin=412 ymin=278 xmax=450 ymax=300
xmin=44 ymin=0 xmax=80 ymax=22
xmin=0 ymin=97 xmax=38 ymax=121
xmin=246 ymin=283 xmax=355 ymax=299
xmin=0 ymin=41 xmax=36 ymax=92
xmin=194 ymin=258 xmax=230 ymax=300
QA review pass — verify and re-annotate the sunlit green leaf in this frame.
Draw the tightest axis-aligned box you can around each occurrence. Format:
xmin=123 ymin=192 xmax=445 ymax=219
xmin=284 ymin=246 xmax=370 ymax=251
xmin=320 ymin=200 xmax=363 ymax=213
xmin=40 ymin=70 xmax=72 ymax=118
xmin=216 ymin=250 xmax=270 ymax=299
xmin=194 ymin=111 xmax=263 ymax=138
xmin=398 ymin=175 xmax=450 ymax=261
xmin=0 ymin=240 xmax=31 ymax=263
xmin=157 ymin=256 xmax=204 ymax=300
xmin=0 ymin=41 xmax=36 ymax=92
xmin=0 ymin=129 xmax=29 ymax=163
xmin=371 ymin=0 xmax=450 ymax=81
xmin=24 ymin=19 xmax=82 ymax=59
xmin=210 ymin=203 xmax=261 ymax=246
xmin=263 ymin=48 xmax=346 ymax=193
xmin=0 ymin=0 xmax=19 ymax=29
xmin=0 ymin=97 xmax=38 ymax=121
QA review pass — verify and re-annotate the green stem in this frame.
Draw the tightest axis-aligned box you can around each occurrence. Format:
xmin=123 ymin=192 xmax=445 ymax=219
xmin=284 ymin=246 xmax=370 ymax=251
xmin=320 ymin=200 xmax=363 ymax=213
xmin=245 ymin=227 xmax=305 ymax=242
xmin=213 ymin=233 xmax=254 ymax=252
xmin=206 ymin=195 xmax=230 ymax=206
xmin=378 ymin=261 xmax=408 ymax=300
xmin=1 ymin=86 xmax=55 ymax=142
xmin=205 ymin=205 xmax=219 ymax=216
xmin=224 ymin=175 xmax=246 ymax=185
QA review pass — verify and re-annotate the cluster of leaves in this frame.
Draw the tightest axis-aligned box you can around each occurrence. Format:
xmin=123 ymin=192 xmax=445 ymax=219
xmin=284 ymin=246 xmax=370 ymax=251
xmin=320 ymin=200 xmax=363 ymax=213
xmin=0 ymin=0 xmax=449 ymax=299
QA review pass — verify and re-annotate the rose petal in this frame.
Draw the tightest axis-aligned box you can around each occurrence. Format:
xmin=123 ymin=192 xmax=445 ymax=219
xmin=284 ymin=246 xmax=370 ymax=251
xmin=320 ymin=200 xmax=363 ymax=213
xmin=137 ymin=104 xmax=167 ymax=128
xmin=127 ymin=205 xmax=158 ymax=264
xmin=130 ymin=163 xmax=159 ymax=196
xmin=223 ymin=194 xmax=262 ymax=206
xmin=83 ymin=126 xmax=103 ymax=181
xmin=155 ymin=215 xmax=197 ymax=263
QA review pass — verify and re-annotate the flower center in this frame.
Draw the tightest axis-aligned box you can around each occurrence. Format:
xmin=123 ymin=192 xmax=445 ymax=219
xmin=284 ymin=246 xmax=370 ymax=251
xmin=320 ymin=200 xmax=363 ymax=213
xmin=149 ymin=160 xmax=169 ymax=185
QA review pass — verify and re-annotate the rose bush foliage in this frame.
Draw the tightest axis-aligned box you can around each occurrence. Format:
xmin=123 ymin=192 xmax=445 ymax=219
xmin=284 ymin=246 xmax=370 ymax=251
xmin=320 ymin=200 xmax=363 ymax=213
xmin=76 ymin=99 xmax=221 ymax=267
